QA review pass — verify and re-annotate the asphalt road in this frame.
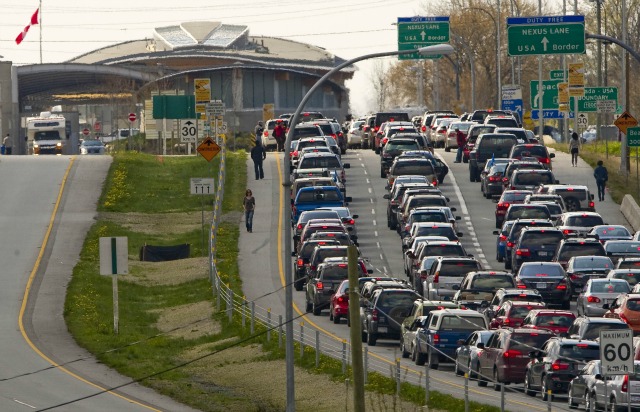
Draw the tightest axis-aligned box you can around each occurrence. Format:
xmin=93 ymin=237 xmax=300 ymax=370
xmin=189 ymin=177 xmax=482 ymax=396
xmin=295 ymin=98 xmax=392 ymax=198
xmin=0 ymin=155 xmax=197 ymax=412
xmin=240 ymin=145 xmax=629 ymax=411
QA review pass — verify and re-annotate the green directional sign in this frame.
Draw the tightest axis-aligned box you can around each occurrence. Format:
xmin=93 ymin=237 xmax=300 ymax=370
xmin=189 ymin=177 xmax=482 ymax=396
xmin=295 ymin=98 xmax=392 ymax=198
xmin=397 ymin=16 xmax=450 ymax=60
xmin=507 ymin=15 xmax=585 ymax=56
xmin=628 ymin=127 xmax=640 ymax=147
xmin=570 ymin=87 xmax=618 ymax=113
xmin=530 ymin=80 xmax=561 ymax=109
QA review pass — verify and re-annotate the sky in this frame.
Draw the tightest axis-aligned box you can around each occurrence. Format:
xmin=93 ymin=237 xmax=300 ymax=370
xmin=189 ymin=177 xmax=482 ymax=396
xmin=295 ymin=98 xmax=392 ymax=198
xmin=0 ymin=0 xmax=429 ymax=116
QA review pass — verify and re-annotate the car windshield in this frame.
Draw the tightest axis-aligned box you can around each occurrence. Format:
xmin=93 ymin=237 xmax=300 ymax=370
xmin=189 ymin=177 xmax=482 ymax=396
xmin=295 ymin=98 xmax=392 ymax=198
xmin=315 ymin=248 xmax=348 ymax=263
xmin=589 ymin=281 xmax=630 ymax=293
xmin=320 ymin=265 xmax=349 ymax=280
xmin=296 ymin=190 xmax=342 ymax=202
xmin=508 ymin=206 xmax=550 ymax=220
xmin=510 ymin=305 xmax=534 ymax=318
xmin=596 ymin=227 xmax=631 ymax=237
xmin=610 ymin=272 xmax=640 ymax=285
xmin=573 ymin=257 xmax=612 ymax=269
xmin=502 ymin=192 xmax=532 ymax=202
xmin=385 ymin=141 xmax=419 ymax=151
xmin=440 ymin=316 xmax=486 ymax=330
xmin=583 ymin=323 xmax=629 ymax=340
xmin=559 ymin=244 xmax=605 ymax=260
xmin=606 ymin=242 xmax=640 ymax=253
xmin=377 ymin=292 xmax=418 ymax=309
xmin=509 ymin=333 xmax=551 ymax=352
xmin=487 ymin=118 xmax=518 ymax=127
xmin=518 ymin=265 xmax=564 ymax=278
xmin=556 ymin=189 xmax=588 ymax=200
xmin=513 ymin=146 xmax=548 ymax=157
xmin=415 ymin=226 xmax=456 ymax=239
xmin=392 ymin=162 xmax=434 ymax=176
xmin=505 ymin=294 xmax=544 ymax=303
xmin=514 ymin=173 xmax=554 ymax=185
xmin=521 ymin=232 xmax=564 ymax=246
xmin=299 ymin=157 xmax=341 ymax=169
xmin=298 ymin=140 xmax=328 ymax=151
xmin=566 ymin=216 xmax=605 ymax=227
xmin=558 ymin=344 xmax=600 ymax=360
xmin=438 ymin=261 xmax=481 ymax=276
xmin=535 ymin=314 xmax=575 ymax=327
xmin=471 ymin=275 xmax=515 ymax=289
xmin=411 ymin=213 xmax=447 ymax=224
xmin=82 ymin=140 xmax=103 ymax=146
xmin=423 ymin=245 xmax=465 ymax=257
xmin=409 ymin=197 xmax=447 ymax=209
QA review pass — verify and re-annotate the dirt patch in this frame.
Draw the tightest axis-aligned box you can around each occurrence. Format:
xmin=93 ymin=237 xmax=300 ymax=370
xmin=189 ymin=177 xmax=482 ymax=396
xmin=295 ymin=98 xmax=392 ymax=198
xmin=100 ymin=211 xmax=202 ymax=235
xmin=154 ymin=301 xmax=220 ymax=340
xmin=122 ymin=257 xmax=209 ymax=286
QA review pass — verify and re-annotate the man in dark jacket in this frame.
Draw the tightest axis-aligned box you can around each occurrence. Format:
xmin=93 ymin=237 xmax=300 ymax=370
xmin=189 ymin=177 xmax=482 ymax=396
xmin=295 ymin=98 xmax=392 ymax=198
xmin=254 ymin=121 xmax=265 ymax=142
xmin=594 ymin=160 xmax=608 ymax=201
xmin=251 ymin=139 xmax=267 ymax=180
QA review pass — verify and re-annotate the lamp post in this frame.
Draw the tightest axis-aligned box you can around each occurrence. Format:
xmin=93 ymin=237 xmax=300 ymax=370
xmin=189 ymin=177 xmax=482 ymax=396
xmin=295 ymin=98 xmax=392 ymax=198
xmin=283 ymin=43 xmax=454 ymax=412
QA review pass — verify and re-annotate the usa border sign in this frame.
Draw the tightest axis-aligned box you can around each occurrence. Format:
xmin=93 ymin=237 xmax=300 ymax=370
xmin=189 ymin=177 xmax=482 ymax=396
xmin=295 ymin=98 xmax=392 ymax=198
xmin=397 ymin=16 xmax=450 ymax=60
xmin=507 ymin=15 xmax=585 ymax=56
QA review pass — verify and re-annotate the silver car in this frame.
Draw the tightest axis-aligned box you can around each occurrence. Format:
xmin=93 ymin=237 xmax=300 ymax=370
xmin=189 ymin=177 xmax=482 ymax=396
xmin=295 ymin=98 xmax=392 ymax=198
xmin=573 ymin=360 xmax=640 ymax=411
xmin=577 ymin=278 xmax=631 ymax=317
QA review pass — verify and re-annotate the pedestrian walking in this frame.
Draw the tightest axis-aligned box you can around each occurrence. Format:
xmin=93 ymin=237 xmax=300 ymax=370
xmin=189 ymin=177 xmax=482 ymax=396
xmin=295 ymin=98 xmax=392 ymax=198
xmin=2 ymin=133 xmax=11 ymax=155
xmin=569 ymin=132 xmax=580 ymax=166
xmin=243 ymin=189 xmax=255 ymax=233
xmin=594 ymin=160 xmax=608 ymax=201
xmin=273 ymin=120 xmax=285 ymax=152
xmin=454 ymin=127 xmax=465 ymax=162
xmin=254 ymin=121 xmax=265 ymax=143
xmin=250 ymin=139 xmax=266 ymax=180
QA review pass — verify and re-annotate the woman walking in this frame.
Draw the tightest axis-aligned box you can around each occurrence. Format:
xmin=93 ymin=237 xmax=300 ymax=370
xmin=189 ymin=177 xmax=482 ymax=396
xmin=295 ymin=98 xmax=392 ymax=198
xmin=243 ymin=189 xmax=255 ymax=232
xmin=569 ymin=132 xmax=580 ymax=167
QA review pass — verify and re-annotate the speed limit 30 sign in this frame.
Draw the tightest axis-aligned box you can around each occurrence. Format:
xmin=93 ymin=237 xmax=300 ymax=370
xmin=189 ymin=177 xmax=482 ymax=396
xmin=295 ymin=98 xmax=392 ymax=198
xmin=600 ymin=329 xmax=634 ymax=375
xmin=181 ymin=119 xmax=198 ymax=143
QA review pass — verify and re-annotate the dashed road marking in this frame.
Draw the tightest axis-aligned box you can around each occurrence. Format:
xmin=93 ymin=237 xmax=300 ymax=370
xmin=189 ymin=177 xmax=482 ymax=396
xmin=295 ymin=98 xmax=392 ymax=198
xmin=473 ymin=242 xmax=481 ymax=247
xmin=372 ymin=220 xmax=377 ymax=226
xmin=376 ymin=242 xmax=381 ymax=248
xmin=371 ymin=208 xmax=375 ymax=215
xmin=364 ymin=170 xmax=368 ymax=175
xmin=366 ymin=178 xmax=370 ymax=184
xmin=368 ymin=188 xmax=372 ymax=194
xmin=379 ymin=253 xmax=384 ymax=260
xmin=370 ymin=198 xmax=374 ymax=204
xmin=383 ymin=267 xmax=388 ymax=274
xmin=374 ymin=230 xmax=378 ymax=237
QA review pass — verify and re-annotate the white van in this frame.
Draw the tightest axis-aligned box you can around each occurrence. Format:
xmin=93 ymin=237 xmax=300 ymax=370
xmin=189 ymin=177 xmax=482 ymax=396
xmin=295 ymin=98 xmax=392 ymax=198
xmin=102 ymin=128 xmax=139 ymax=143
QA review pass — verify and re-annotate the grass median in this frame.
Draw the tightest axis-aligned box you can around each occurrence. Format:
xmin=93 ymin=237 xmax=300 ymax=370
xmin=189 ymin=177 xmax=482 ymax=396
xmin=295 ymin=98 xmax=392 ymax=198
xmin=64 ymin=151 xmax=502 ymax=411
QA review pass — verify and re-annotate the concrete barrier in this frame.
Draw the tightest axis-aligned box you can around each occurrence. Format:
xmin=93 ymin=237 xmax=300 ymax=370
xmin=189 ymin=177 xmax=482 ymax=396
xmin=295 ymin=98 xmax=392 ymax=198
xmin=621 ymin=194 xmax=640 ymax=232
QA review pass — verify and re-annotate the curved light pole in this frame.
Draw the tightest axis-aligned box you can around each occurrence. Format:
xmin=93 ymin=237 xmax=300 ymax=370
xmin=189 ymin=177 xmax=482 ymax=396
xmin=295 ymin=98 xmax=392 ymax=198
xmin=282 ymin=43 xmax=454 ymax=412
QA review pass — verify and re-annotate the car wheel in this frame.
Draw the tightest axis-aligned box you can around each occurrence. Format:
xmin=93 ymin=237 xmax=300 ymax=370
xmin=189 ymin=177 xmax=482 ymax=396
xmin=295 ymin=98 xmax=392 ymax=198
xmin=305 ymin=298 xmax=312 ymax=313
xmin=587 ymin=392 xmax=597 ymax=412
xmin=477 ymin=366 xmax=488 ymax=387
xmin=427 ymin=349 xmax=438 ymax=369
xmin=361 ymin=327 xmax=367 ymax=342
xmin=415 ymin=346 xmax=426 ymax=366
xmin=493 ymin=368 xmax=501 ymax=391
xmin=380 ymin=169 xmax=386 ymax=178
xmin=454 ymin=357 xmax=463 ymax=376
xmin=566 ymin=197 xmax=579 ymax=212
xmin=368 ymin=331 xmax=377 ymax=346
xmin=347 ymin=316 xmax=351 ymax=327
xmin=401 ymin=338 xmax=410 ymax=358
xmin=568 ymin=388 xmax=578 ymax=409
xmin=445 ymin=146 xmax=451 ymax=152
xmin=524 ymin=372 xmax=535 ymax=396
xmin=463 ymin=158 xmax=468 ymax=164
xmin=541 ymin=376 xmax=552 ymax=401
xmin=561 ymin=299 xmax=571 ymax=310
xmin=329 ymin=309 xmax=333 ymax=321
xmin=312 ymin=300 xmax=321 ymax=316
xmin=333 ymin=315 xmax=340 ymax=324
xmin=610 ymin=397 xmax=619 ymax=412
xmin=295 ymin=280 xmax=303 ymax=292
xmin=497 ymin=251 xmax=503 ymax=262
xmin=504 ymin=258 xmax=512 ymax=270
xmin=469 ymin=360 xmax=477 ymax=380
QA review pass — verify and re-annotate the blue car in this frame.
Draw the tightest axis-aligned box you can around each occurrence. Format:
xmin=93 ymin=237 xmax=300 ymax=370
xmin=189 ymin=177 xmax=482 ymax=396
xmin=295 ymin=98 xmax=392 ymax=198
xmin=494 ymin=220 xmax=515 ymax=262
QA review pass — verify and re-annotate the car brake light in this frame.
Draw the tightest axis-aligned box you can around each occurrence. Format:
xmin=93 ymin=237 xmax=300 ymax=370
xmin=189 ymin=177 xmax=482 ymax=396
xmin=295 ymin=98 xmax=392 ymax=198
xmin=432 ymin=178 xmax=438 ymax=186
xmin=622 ymin=374 xmax=629 ymax=392
xmin=507 ymin=241 xmax=515 ymax=248
xmin=499 ymin=234 xmax=507 ymax=241
xmin=433 ymin=334 xmax=440 ymax=344
xmin=503 ymin=349 xmax=522 ymax=358
xmin=539 ymin=158 xmax=550 ymax=164
xmin=338 ymin=264 xmax=348 ymax=268
xmin=297 ymin=259 xmax=304 ymax=267
xmin=589 ymin=201 xmax=595 ymax=208
xmin=587 ymin=296 xmax=601 ymax=303
xmin=503 ymin=318 xmax=510 ymax=325
xmin=372 ymin=309 xmax=379 ymax=321
xmin=316 ymin=281 xmax=324 ymax=290
xmin=516 ymin=248 xmax=530 ymax=257
xmin=517 ymin=281 xmax=527 ymax=289
xmin=433 ymin=271 xmax=440 ymax=283
xmin=556 ymin=281 xmax=567 ymax=290
xmin=551 ymin=361 xmax=570 ymax=370
xmin=336 ymin=296 xmax=347 ymax=303
xmin=569 ymin=273 xmax=579 ymax=280
xmin=421 ymin=125 xmax=426 ymax=132
xmin=498 ymin=202 xmax=510 ymax=209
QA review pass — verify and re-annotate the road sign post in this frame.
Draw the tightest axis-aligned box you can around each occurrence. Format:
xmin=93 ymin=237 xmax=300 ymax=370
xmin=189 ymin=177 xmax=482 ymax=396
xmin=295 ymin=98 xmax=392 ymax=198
xmin=571 ymin=87 xmax=619 ymax=113
xmin=397 ymin=17 xmax=450 ymax=60
xmin=99 ymin=236 xmax=129 ymax=334
xmin=507 ymin=15 xmax=585 ymax=57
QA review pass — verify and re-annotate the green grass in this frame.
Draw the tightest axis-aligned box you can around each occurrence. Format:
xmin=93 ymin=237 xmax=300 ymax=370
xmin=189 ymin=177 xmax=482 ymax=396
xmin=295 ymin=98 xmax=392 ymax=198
xmin=64 ymin=150 xmax=505 ymax=411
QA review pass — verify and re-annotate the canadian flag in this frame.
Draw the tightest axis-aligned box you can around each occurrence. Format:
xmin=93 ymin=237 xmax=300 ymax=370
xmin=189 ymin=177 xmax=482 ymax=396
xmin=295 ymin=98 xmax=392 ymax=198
xmin=15 ymin=8 xmax=39 ymax=45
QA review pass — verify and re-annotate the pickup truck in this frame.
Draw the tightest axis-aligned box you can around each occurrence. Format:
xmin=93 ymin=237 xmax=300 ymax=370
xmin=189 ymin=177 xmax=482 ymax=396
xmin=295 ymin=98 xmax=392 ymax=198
xmin=291 ymin=186 xmax=351 ymax=227
xmin=413 ymin=309 xmax=488 ymax=368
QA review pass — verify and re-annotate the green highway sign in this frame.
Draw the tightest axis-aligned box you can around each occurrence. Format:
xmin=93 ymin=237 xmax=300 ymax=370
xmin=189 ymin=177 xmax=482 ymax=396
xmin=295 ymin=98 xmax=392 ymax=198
xmin=570 ymin=87 xmax=618 ymax=113
xmin=530 ymin=80 xmax=561 ymax=109
xmin=507 ymin=15 xmax=585 ymax=56
xmin=628 ymin=127 xmax=640 ymax=147
xmin=550 ymin=70 xmax=568 ymax=80
xmin=397 ymin=16 xmax=450 ymax=60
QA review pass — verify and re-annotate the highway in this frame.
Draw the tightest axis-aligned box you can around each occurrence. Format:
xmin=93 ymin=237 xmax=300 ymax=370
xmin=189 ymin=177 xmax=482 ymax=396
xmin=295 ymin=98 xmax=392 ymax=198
xmin=0 ymin=156 xmax=198 ymax=412
xmin=240 ymin=145 xmax=628 ymax=411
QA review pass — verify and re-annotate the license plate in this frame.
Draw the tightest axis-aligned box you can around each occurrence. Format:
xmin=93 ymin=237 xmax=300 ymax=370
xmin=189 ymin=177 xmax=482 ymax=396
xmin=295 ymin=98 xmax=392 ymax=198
xmin=377 ymin=326 xmax=388 ymax=333
xmin=536 ymin=283 xmax=547 ymax=289
xmin=538 ymin=251 xmax=548 ymax=257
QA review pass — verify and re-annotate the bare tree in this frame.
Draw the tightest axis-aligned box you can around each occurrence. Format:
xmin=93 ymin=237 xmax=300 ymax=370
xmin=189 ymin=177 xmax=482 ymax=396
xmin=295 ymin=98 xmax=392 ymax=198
xmin=370 ymin=59 xmax=391 ymax=111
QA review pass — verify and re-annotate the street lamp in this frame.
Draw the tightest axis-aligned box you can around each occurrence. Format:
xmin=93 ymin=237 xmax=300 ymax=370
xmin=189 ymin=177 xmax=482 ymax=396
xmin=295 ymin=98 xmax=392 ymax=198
xmin=282 ymin=43 xmax=454 ymax=412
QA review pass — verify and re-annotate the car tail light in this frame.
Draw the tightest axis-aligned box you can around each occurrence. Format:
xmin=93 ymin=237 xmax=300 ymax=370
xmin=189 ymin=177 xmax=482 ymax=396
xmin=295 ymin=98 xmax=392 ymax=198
xmin=563 ymin=229 xmax=574 ymax=235
xmin=347 ymin=219 xmax=355 ymax=225
xmin=438 ymin=129 xmax=446 ymax=134
xmin=499 ymin=234 xmax=507 ymax=242
xmin=433 ymin=334 xmax=440 ymax=344
xmin=503 ymin=318 xmax=510 ymax=325
xmin=316 ymin=281 xmax=324 ymax=290
xmin=517 ymin=281 xmax=527 ymax=289
xmin=292 ymin=150 xmax=298 ymax=157
xmin=297 ymin=259 xmax=304 ymax=267
xmin=497 ymin=202 xmax=510 ymax=210
xmin=507 ymin=241 xmax=515 ymax=248
xmin=551 ymin=361 xmax=570 ymax=370
xmin=432 ymin=178 xmax=438 ymax=186
xmin=421 ymin=125 xmax=427 ymax=132
xmin=374 ymin=126 xmax=380 ymax=132
xmin=336 ymin=296 xmax=347 ymax=304
xmin=516 ymin=248 xmax=530 ymax=257
xmin=622 ymin=374 xmax=629 ymax=392
xmin=556 ymin=281 xmax=567 ymax=290
xmin=433 ymin=271 xmax=440 ymax=283
xmin=569 ymin=273 xmax=579 ymax=280
xmin=297 ymin=223 xmax=303 ymax=230
xmin=359 ymin=261 xmax=367 ymax=274
xmin=503 ymin=349 xmax=522 ymax=358
xmin=420 ymin=271 xmax=428 ymax=280
xmin=587 ymin=296 xmax=601 ymax=303
xmin=372 ymin=309 xmax=379 ymax=321
xmin=382 ymin=138 xmax=388 ymax=145
xmin=589 ymin=201 xmax=595 ymax=208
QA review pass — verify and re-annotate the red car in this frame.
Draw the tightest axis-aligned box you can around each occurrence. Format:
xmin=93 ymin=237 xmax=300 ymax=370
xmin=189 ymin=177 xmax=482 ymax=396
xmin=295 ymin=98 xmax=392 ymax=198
xmin=329 ymin=279 xmax=350 ymax=324
xmin=520 ymin=309 xmax=576 ymax=335
xmin=489 ymin=300 xmax=546 ymax=329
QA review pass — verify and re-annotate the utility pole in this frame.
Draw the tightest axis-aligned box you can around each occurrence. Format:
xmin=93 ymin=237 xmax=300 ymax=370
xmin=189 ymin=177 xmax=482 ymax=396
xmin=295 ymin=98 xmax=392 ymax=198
xmin=348 ymin=246 xmax=365 ymax=412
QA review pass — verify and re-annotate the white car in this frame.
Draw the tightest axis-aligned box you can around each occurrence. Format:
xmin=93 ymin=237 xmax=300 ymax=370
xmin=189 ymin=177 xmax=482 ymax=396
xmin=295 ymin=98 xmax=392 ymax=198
xmin=347 ymin=120 xmax=364 ymax=148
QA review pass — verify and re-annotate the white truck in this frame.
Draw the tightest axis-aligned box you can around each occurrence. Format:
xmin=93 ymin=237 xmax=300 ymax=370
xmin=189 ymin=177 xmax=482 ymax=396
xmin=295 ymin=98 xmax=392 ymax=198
xmin=26 ymin=112 xmax=67 ymax=155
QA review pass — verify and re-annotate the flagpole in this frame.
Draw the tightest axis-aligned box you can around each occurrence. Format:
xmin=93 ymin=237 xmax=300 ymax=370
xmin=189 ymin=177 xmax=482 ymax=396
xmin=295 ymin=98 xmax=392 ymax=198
xmin=39 ymin=0 xmax=42 ymax=63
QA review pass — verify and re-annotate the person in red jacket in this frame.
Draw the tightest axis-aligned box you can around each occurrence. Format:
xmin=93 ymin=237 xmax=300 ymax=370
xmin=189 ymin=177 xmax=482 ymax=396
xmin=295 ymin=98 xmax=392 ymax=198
xmin=454 ymin=128 xmax=466 ymax=163
xmin=273 ymin=120 xmax=286 ymax=152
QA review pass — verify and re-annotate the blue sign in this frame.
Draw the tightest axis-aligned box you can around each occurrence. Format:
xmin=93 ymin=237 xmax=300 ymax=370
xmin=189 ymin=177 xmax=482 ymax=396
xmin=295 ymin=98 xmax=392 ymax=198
xmin=531 ymin=110 xmax=575 ymax=120
xmin=501 ymin=99 xmax=523 ymax=117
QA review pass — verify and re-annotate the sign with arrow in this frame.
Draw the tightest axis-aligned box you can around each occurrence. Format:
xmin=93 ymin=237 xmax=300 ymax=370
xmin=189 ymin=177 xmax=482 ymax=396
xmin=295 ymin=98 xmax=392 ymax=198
xmin=197 ymin=137 xmax=221 ymax=162
xmin=397 ymin=16 xmax=450 ymax=60
xmin=180 ymin=119 xmax=198 ymax=143
xmin=507 ymin=15 xmax=585 ymax=56
xmin=615 ymin=111 xmax=639 ymax=135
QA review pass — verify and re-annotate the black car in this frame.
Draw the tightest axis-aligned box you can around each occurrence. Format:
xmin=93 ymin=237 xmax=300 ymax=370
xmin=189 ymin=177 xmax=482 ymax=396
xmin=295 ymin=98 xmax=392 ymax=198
xmin=379 ymin=138 xmax=421 ymax=178
xmin=469 ymin=133 xmax=519 ymax=182
xmin=396 ymin=150 xmax=449 ymax=184
xmin=384 ymin=182 xmax=433 ymax=229
xmin=481 ymin=163 xmax=508 ymax=199
xmin=507 ymin=169 xmax=557 ymax=191
xmin=510 ymin=227 xmax=564 ymax=273
xmin=514 ymin=262 xmax=571 ymax=309
xmin=292 ymin=239 xmax=340 ymax=291
xmin=500 ymin=204 xmax=551 ymax=229
xmin=305 ymin=259 xmax=350 ymax=315
xmin=565 ymin=255 xmax=614 ymax=295
xmin=552 ymin=237 xmax=607 ymax=269
xmin=524 ymin=338 xmax=600 ymax=401
xmin=361 ymin=288 xmax=421 ymax=346
xmin=603 ymin=240 xmax=640 ymax=265
xmin=565 ymin=315 xmax=630 ymax=341
xmin=502 ymin=219 xmax=555 ymax=270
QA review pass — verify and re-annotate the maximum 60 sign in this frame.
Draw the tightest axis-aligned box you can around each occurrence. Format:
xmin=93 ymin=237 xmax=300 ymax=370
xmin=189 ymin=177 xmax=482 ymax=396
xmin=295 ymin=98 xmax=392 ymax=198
xmin=600 ymin=329 xmax=634 ymax=375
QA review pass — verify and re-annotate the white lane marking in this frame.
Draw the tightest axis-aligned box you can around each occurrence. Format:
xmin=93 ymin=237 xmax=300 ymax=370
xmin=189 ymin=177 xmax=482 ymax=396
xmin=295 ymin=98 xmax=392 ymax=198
xmin=379 ymin=253 xmax=384 ymax=260
xmin=370 ymin=198 xmax=374 ymax=204
xmin=478 ymin=254 xmax=486 ymax=259
xmin=374 ymin=231 xmax=379 ymax=237
xmin=372 ymin=220 xmax=377 ymax=226
xmin=13 ymin=400 xmax=36 ymax=409
xmin=482 ymin=217 xmax=492 ymax=221
xmin=368 ymin=188 xmax=372 ymax=194
xmin=464 ymin=216 xmax=472 ymax=221
xmin=366 ymin=178 xmax=370 ymax=184
xmin=363 ymin=169 xmax=368 ymax=175
xmin=473 ymin=243 xmax=481 ymax=248
xmin=383 ymin=267 xmax=388 ymax=274
xmin=371 ymin=208 xmax=376 ymax=215
xmin=375 ymin=267 xmax=382 ymax=273
xmin=361 ymin=163 xmax=365 ymax=168
xmin=376 ymin=242 xmax=381 ymax=248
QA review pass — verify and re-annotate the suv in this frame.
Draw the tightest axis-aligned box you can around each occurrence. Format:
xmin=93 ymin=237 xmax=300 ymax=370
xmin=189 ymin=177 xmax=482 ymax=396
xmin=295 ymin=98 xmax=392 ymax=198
xmin=400 ymin=299 xmax=458 ymax=357
xmin=477 ymin=328 xmax=555 ymax=389
xmin=380 ymin=138 xmax=421 ymax=178
xmin=459 ymin=270 xmax=516 ymax=293
xmin=565 ymin=255 xmax=614 ymax=295
xmin=484 ymin=114 xmax=519 ymax=128
xmin=515 ymin=262 xmax=571 ymax=309
xmin=305 ymin=259 xmax=350 ymax=315
xmin=484 ymin=288 xmax=545 ymax=321
xmin=361 ymin=114 xmax=376 ymax=149
xmin=520 ymin=309 xmax=576 ymax=335
xmin=494 ymin=127 xmax=529 ymax=144
xmin=508 ymin=169 xmax=557 ymax=191
xmin=499 ymin=203 xmax=551 ymax=229
xmin=293 ymin=239 xmax=340 ymax=291
xmin=503 ymin=219 xmax=555 ymax=269
xmin=463 ymin=124 xmax=497 ymax=163
xmin=361 ymin=288 xmax=421 ymax=346
xmin=537 ymin=184 xmax=595 ymax=212
xmin=494 ymin=190 xmax=534 ymax=229
xmin=489 ymin=300 xmax=547 ymax=329
xmin=511 ymin=227 xmax=564 ymax=272
xmin=313 ymin=120 xmax=346 ymax=154
xmin=387 ymin=158 xmax=438 ymax=189
xmin=565 ymin=315 xmax=630 ymax=340
xmin=384 ymin=182 xmax=433 ymax=229
xmin=555 ymin=211 xmax=605 ymax=238
xmin=469 ymin=133 xmax=519 ymax=182
xmin=508 ymin=144 xmax=555 ymax=169
xmin=372 ymin=112 xmax=411 ymax=151
xmin=292 ymin=122 xmax=324 ymax=140
xmin=524 ymin=337 xmax=600 ymax=400
xmin=502 ymin=161 xmax=547 ymax=189
xmin=305 ymin=245 xmax=350 ymax=281
xmin=424 ymin=256 xmax=482 ymax=301
xmin=470 ymin=109 xmax=516 ymax=124
xmin=553 ymin=237 xmax=607 ymax=269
